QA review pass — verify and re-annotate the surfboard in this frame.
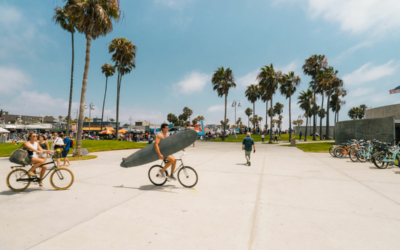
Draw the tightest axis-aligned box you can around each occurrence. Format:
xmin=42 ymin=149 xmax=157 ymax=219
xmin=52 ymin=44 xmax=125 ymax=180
xmin=120 ymin=129 xmax=198 ymax=168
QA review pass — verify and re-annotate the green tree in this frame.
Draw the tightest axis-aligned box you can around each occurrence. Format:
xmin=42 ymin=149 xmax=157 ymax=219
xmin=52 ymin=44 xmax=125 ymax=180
xmin=65 ymin=0 xmax=121 ymax=155
xmin=109 ymin=118 xmax=115 ymax=122
xmin=167 ymin=113 xmax=178 ymax=124
xmin=100 ymin=63 xmax=115 ymax=131
xmin=257 ymin=63 xmax=282 ymax=143
xmin=245 ymin=108 xmax=253 ymax=129
xmin=211 ymin=67 xmax=236 ymax=140
xmin=280 ymin=71 xmax=301 ymax=141
xmin=109 ymin=37 xmax=136 ymax=140
xmin=123 ymin=123 xmax=129 ymax=127
xmin=245 ymin=84 xmax=260 ymax=132
xmin=183 ymin=107 xmax=193 ymax=123
xmin=192 ymin=118 xmax=198 ymax=125
xmin=196 ymin=116 xmax=205 ymax=121
xmin=298 ymin=89 xmax=314 ymax=141
xmin=53 ymin=6 xmax=77 ymax=136
xmin=302 ymin=55 xmax=328 ymax=140
xmin=273 ymin=102 xmax=284 ymax=134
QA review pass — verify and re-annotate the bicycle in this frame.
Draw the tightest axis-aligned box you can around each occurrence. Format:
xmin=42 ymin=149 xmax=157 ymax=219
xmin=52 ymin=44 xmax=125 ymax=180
xmin=6 ymin=157 xmax=74 ymax=192
xmin=148 ymin=152 xmax=198 ymax=188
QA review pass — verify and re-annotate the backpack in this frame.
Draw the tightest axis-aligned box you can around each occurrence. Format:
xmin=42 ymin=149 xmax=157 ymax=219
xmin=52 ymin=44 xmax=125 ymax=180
xmin=70 ymin=140 xmax=74 ymax=148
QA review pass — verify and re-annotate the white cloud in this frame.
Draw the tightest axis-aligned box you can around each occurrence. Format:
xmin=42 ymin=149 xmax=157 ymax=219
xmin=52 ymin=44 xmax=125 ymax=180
xmin=0 ymin=5 xmax=22 ymax=25
xmin=278 ymin=61 xmax=299 ymax=74
xmin=332 ymin=41 xmax=375 ymax=63
xmin=173 ymin=71 xmax=209 ymax=95
xmin=0 ymin=67 xmax=31 ymax=95
xmin=154 ymin=0 xmax=194 ymax=10
xmin=237 ymin=69 xmax=259 ymax=87
xmin=207 ymin=104 xmax=225 ymax=112
xmin=342 ymin=60 xmax=399 ymax=86
xmin=2 ymin=91 xmax=164 ymax=124
xmin=273 ymin=0 xmax=400 ymax=36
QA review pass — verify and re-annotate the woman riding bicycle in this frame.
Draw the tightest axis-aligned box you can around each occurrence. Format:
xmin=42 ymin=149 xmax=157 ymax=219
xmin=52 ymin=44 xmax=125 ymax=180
xmin=24 ymin=133 xmax=52 ymax=187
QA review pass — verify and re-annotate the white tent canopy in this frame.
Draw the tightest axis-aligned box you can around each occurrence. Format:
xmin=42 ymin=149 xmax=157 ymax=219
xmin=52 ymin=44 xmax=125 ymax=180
xmin=0 ymin=127 xmax=10 ymax=133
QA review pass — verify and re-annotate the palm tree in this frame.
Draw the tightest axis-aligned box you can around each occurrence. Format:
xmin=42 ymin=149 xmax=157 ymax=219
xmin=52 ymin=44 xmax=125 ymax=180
xmin=211 ymin=67 xmax=236 ymax=140
xmin=273 ymin=102 xmax=284 ymax=134
xmin=109 ymin=37 xmax=136 ymax=140
xmin=245 ymin=108 xmax=253 ymax=129
xmin=257 ymin=63 xmax=282 ymax=143
xmin=324 ymin=74 xmax=342 ymax=139
xmin=258 ymin=116 xmax=262 ymax=131
xmin=302 ymin=55 xmax=328 ymax=140
xmin=109 ymin=118 xmax=115 ymax=122
xmin=65 ymin=0 xmax=121 ymax=156
xmin=100 ymin=63 xmax=115 ymax=131
xmin=317 ymin=108 xmax=326 ymax=137
xmin=236 ymin=117 xmax=242 ymax=128
xmin=245 ymin=84 xmax=260 ymax=132
xmin=298 ymin=89 xmax=314 ymax=141
xmin=53 ymin=6 xmax=77 ymax=136
xmin=183 ymin=107 xmax=193 ymax=123
xmin=279 ymin=71 xmax=301 ymax=141
xmin=192 ymin=118 xmax=198 ymax=125
xmin=316 ymin=66 xmax=336 ymax=140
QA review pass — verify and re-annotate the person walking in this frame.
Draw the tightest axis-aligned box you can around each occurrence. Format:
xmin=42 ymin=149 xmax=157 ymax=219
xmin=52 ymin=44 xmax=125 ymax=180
xmin=38 ymin=135 xmax=50 ymax=161
xmin=299 ymin=131 xmax=303 ymax=140
xmin=261 ymin=133 xmax=265 ymax=143
xmin=51 ymin=132 xmax=64 ymax=168
xmin=242 ymin=132 xmax=255 ymax=166
xmin=61 ymin=133 xmax=71 ymax=167
xmin=274 ymin=133 xmax=278 ymax=142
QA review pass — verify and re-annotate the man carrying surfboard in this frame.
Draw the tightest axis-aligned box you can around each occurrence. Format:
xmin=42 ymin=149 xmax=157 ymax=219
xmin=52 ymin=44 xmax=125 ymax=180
xmin=155 ymin=123 xmax=184 ymax=181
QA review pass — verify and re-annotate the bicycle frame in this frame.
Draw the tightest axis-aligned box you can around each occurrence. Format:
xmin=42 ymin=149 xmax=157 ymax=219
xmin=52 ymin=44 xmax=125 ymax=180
xmin=11 ymin=159 xmax=59 ymax=183
xmin=159 ymin=157 xmax=186 ymax=175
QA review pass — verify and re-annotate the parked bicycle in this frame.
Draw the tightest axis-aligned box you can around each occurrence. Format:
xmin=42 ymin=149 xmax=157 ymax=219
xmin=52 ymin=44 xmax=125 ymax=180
xmin=6 ymin=156 xmax=74 ymax=192
xmin=148 ymin=152 xmax=198 ymax=188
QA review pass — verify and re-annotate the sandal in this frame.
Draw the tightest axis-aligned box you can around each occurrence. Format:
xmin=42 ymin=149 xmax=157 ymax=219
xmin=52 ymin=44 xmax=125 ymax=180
xmin=28 ymin=172 xmax=36 ymax=177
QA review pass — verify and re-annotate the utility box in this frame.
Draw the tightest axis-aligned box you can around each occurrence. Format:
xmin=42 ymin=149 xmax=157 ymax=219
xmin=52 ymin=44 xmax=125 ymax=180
xmin=290 ymin=137 xmax=296 ymax=147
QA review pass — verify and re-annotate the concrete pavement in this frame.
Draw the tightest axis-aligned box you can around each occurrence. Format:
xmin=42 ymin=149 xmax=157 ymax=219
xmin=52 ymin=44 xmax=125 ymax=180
xmin=1 ymin=141 xmax=400 ymax=250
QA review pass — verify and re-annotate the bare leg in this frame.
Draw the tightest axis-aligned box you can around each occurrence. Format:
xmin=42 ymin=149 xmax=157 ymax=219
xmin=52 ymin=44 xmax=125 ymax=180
xmin=57 ymin=158 xmax=61 ymax=168
xmin=65 ymin=157 xmax=70 ymax=166
xmin=39 ymin=166 xmax=47 ymax=186
xmin=161 ymin=155 xmax=176 ymax=175
xmin=28 ymin=158 xmax=44 ymax=175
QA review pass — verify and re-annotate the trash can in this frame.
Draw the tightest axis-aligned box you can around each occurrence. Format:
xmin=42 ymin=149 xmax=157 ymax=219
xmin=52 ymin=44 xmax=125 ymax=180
xmin=148 ymin=137 xmax=153 ymax=144
xmin=290 ymin=137 xmax=296 ymax=147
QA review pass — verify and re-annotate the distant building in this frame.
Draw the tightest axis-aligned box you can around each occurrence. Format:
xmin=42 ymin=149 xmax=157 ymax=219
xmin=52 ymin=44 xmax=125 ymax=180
xmin=0 ymin=111 xmax=55 ymax=124
xmin=135 ymin=120 xmax=149 ymax=126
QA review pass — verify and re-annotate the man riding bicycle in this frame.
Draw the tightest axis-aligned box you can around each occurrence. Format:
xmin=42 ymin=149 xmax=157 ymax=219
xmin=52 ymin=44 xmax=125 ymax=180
xmin=155 ymin=123 xmax=185 ymax=181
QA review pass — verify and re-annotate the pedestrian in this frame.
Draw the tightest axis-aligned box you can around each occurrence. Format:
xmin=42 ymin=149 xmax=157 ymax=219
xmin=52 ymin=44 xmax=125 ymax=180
xmin=261 ymin=133 xmax=265 ymax=143
xmin=299 ymin=131 xmax=303 ymax=140
xmin=51 ymin=132 xmax=64 ymax=168
xmin=38 ymin=134 xmax=50 ymax=161
xmin=274 ymin=133 xmax=278 ymax=142
xmin=61 ymin=133 xmax=71 ymax=167
xmin=242 ymin=132 xmax=255 ymax=166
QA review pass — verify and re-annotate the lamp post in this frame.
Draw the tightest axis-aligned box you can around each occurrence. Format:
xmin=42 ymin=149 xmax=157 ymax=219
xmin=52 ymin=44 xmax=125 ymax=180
xmin=232 ymin=100 xmax=241 ymax=139
xmin=88 ymin=103 xmax=95 ymax=136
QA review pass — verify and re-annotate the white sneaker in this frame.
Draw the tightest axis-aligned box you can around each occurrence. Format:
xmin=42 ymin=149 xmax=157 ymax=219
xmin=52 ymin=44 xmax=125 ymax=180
xmin=158 ymin=170 xmax=167 ymax=179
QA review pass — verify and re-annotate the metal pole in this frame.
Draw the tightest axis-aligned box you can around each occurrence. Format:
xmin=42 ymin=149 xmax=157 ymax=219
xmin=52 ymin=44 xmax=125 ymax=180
xmin=89 ymin=108 xmax=91 ymax=135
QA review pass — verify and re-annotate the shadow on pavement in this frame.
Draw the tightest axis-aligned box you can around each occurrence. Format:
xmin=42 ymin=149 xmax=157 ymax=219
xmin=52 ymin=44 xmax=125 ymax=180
xmin=235 ymin=163 xmax=248 ymax=166
xmin=113 ymin=184 xmax=188 ymax=193
xmin=0 ymin=188 xmax=59 ymax=196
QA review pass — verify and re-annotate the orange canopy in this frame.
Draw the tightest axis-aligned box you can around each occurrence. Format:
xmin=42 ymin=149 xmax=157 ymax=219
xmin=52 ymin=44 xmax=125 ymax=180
xmin=118 ymin=129 xmax=128 ymax=134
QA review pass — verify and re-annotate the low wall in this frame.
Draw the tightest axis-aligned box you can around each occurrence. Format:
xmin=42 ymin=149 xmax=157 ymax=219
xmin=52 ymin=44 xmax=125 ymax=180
xmin=335 ymin=117 xmax=395 ymax=144
xmin=293 ymin=126 xmax=335 ymax=137
xmin=365 ymin=103 xmax=400 ymax=119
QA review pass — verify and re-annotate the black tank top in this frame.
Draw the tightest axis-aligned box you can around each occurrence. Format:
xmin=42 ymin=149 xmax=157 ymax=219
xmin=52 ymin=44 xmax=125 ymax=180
xmin=40 ymin=142 xmax=47 ymax=150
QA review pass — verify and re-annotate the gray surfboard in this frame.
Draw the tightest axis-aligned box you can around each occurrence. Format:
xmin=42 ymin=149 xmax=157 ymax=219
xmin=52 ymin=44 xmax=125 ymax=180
xmin=120 ymin=129 xmax=198 ymax=168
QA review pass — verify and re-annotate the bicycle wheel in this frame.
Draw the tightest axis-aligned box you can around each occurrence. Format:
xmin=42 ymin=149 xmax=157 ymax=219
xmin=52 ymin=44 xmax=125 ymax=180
xmin=357 ymin=149 xmax=367 ymax=163
xmin=334 ymin=147 xmax=344 ymax=158
xmin=349 ymin=149 xmax=358 ymax=162
xmin=148 ymin=165 xmax=168 ymax=186
xmin=50 ymin=168 xmax=74 ymax=190
xmin=178 ymin=166 xmax=198 ymax=188
xmin=329 ymin=146 xmax=336 ymax=157
xmin=7 ymin=169 xmax=31 ymax=192
xmin=373 ymin=153 xmax=388 ymax=169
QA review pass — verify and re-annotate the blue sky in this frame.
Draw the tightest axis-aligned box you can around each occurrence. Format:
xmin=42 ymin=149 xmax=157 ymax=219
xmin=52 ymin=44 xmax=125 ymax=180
xmin=1 ymin=0 xmax=400 ymax=129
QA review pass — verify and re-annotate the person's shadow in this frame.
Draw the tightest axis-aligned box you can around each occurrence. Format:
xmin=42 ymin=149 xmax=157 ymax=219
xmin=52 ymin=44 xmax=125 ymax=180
xmin=113 ymin=184 xmax=189 ymax=193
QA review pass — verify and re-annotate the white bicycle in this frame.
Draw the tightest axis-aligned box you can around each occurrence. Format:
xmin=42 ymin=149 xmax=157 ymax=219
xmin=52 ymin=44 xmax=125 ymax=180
xmin=148 ymin=152 xmax=198 ymax=188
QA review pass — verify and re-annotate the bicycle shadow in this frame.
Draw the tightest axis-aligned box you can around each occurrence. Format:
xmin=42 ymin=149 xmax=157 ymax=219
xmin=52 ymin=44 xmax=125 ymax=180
xmin=113 ymin=184 xmax=190 ymax=193
xmin=0 ymin=187 xmax=59 ymax=196
xmin=235 ymin=163 xmax=248 ymax=166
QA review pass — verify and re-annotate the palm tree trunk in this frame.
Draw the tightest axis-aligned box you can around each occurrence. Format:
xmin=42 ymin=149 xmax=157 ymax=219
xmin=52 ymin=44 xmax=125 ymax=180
xmin=326 ymin=94 xmax=330 ymax=138
xmin=288 ymin=96 xmax=291 ymax=142
xmin=313 ymin=91 xmax=316 ymax=140
xmin=74 ymin=34 xmax=91 ymax=157
xmin=266 ymin=101 xmax=268 ymax=134
xmin=253 ymin=102 xmax=255 ymax=133
xmin=320 ymin=92 xmax=324 ymax=140
xmin=100 ymin=76 xmax=108 ymax=132
xmin=269 ymin=98 xmax=273 ymax=143
xmin=305 ymin=116 xmax=308 ymax=142
xmin=115 ymin=71 xmax=122 ymax=140
xmin=66 ymin=32 xmax=74 ymax=138
xmin=223 ymin=94 xmax=227 ymax=141
xmin=334 ymin=111 xmax=337 ymax=139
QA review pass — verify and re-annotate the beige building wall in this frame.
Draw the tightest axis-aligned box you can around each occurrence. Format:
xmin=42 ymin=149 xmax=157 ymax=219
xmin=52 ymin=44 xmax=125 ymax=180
xmin=365 ymin=104 xmax=400 ymax=120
